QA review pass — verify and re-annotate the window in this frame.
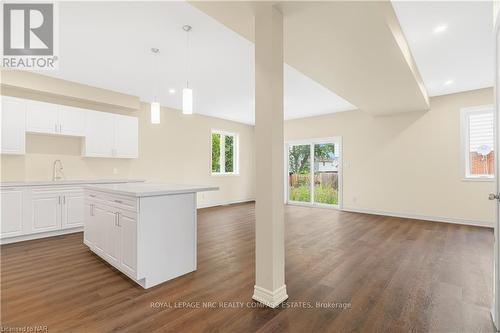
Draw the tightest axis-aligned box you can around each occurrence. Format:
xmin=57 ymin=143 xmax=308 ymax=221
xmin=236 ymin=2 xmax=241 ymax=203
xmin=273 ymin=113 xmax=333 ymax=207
xmin=461 ymin=105 xmax=495 ymax=180
xmin=211 ymin=130 xmax=238 ymax=175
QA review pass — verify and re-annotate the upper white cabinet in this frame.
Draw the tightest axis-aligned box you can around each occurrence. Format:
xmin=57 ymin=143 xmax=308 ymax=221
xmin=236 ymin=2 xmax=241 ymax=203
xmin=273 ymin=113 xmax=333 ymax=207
xmin=1 ymin=97 xmax=26 ymax=155
xmin=0 ymin=96 xmax=138 ymax=158
xmin=58 ymin=105 xmax=86 ymax=136
xmin=84 ymin=110 xmax=116 ymax=158
xmin=26 ymin=100 xmax=86 ymax=137
xmin=114 ymin=114 xmax=139 ymax=158
xmin=84 ymin=111 xmax=138 ymax=158
xmin=26 ymin=100 xmax=59 ymax=134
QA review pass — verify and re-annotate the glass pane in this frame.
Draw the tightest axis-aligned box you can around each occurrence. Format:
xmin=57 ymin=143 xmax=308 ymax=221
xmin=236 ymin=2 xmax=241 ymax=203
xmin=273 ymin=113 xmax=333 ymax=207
xmin=211 ymin=133 xmax=221 ymax=173
xmin=288 ymin=144 xmax=311 ymax=202
xmin=225 ymin=135 xmax=234 ymax=173
xmin=468 ymin=112 xmax=494 ymax=177
xmin=314 ymin=143 xmax=338 ymax=205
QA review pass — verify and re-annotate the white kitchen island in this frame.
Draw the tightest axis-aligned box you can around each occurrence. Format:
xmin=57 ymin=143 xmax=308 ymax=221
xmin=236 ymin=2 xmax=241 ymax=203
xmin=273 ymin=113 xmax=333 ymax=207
xmin=84 ymin=183 xmax=218 ymax=288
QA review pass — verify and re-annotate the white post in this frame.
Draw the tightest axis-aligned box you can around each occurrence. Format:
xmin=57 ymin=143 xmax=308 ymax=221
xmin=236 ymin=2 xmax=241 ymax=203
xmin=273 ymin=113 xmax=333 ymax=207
xmin=252 ymin=3 xmax=288 ymax=308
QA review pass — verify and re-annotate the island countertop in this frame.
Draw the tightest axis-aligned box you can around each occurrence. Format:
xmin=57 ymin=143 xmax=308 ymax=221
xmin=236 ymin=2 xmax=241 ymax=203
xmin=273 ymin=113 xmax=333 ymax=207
xmin=85 ymin=182 xmax=219 ymax=197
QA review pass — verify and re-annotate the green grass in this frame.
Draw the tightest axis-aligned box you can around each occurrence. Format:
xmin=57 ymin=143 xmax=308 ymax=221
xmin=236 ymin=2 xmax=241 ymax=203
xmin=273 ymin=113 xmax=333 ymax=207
xmin=289 ymin=185 xmax=337 ymax=205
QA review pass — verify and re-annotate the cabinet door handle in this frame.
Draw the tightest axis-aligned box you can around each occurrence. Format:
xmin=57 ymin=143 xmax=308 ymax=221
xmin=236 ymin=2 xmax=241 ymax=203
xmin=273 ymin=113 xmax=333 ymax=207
xmin=89 ymin=194 xmax=96 ymax=198
xmin=114 ymin=199 xmax=123 ymax=204
xmin=63 ymin=196 xmax=66 ymax=204
xmin=117 ymin=212 xmax=120 ymax=227
xmin=58 ymin=196 xmax=61 ymax=205
xmin=59 ymin=124 xmax=62 ymax=133
xmin=90 ymin=204 xmax=94 ymax=216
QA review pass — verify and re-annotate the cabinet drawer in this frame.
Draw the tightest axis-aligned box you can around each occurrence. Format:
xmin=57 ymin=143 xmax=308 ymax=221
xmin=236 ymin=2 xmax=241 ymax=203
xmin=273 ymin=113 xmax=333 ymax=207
xmin=86 ymin=190 xmax=138 ymax=212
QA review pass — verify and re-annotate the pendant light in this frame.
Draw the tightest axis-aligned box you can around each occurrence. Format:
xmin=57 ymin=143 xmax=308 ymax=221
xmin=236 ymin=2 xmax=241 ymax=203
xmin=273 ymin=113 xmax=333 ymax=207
xmin=150 ymin=47 xmax=161 ymax=124
xmin=182 ymin=25 xmax=193 ymax=115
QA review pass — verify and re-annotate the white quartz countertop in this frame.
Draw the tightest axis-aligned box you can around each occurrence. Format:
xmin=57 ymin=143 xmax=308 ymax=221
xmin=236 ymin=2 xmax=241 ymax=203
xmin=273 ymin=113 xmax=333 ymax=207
xmin=85 ymin=182 xmax=219 ymax=197
xmin=1 ymin=179 xmax=145 ymax=187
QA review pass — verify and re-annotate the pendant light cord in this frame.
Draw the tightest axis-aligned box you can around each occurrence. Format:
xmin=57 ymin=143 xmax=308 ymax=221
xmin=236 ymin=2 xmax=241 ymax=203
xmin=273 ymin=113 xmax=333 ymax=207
xmin=186 ymin=27 xmax=190 ymax=89
xmin=155 ymin=50 xmax=160 ymax=102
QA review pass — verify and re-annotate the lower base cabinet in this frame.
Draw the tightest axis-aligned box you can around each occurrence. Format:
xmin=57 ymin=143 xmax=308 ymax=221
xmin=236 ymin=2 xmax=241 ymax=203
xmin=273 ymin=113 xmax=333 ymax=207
xmin=85 ymin=199 xmax=137 ymax=279
xmin=0 ymin=182 xmax=136 ymax=243
xmin=1 ymin=188 xmax=24 ymax=238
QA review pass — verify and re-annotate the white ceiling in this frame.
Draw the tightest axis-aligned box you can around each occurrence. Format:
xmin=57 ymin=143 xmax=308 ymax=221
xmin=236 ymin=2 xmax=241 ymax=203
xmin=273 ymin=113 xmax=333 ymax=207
xmin=43 ymin=1 xmax=354 ymax=125
xmin=392 ymin=1 xmax=494 ymax=97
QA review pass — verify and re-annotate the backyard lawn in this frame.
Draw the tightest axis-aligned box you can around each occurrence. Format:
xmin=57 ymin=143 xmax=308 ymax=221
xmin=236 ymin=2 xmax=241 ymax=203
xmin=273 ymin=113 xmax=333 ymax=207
xmin=289 ymin=185 xmax=338 ymax=205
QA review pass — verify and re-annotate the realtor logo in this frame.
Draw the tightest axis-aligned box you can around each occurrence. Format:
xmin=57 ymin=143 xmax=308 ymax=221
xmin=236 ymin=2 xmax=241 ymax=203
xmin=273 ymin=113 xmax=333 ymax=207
xmin=2 ymin=2 xmax=58 ymax=69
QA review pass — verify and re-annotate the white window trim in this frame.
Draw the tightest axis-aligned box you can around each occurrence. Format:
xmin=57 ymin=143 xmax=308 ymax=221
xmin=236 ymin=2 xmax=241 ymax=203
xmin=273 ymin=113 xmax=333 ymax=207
xmin=210 ymin=129 xmax=239 ymax=176
xmin=460 ymin=105 xmax=495 ymax=182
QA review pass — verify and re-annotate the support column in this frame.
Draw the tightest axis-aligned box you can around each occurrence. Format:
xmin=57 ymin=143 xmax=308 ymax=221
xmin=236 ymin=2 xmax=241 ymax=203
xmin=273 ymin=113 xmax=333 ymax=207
xmin=252 ymin=3 xmax=288 ymax=308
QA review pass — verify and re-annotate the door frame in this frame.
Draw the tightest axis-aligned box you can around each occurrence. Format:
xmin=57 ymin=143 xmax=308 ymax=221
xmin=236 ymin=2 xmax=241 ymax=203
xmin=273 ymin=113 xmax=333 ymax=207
xmin=492 ymin=7 xmax=500 ymax=330
xmin=284 ymin=136 xmax=343 ymax=210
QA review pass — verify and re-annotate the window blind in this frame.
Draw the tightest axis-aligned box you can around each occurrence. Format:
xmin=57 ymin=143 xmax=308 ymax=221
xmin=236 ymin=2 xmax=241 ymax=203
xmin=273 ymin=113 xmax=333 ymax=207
xmin=469 ymin=111 xmax=494 ymax=153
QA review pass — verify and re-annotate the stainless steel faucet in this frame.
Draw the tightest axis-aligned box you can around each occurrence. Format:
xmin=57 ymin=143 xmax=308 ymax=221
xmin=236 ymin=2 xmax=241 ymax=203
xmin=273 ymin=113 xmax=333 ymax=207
xmin=52 ymin=160 xmax=65 ymax=181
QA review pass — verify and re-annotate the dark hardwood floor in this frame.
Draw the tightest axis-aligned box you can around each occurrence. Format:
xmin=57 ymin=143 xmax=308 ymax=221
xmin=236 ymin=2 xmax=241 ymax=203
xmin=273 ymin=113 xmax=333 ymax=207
xmin=1 ymin=203 xmax=495 ymax=332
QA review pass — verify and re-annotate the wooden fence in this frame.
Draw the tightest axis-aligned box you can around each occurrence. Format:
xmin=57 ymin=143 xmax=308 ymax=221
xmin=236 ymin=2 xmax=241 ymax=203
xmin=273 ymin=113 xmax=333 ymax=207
xmin=289 ymin=172 xmax=338 ymax=188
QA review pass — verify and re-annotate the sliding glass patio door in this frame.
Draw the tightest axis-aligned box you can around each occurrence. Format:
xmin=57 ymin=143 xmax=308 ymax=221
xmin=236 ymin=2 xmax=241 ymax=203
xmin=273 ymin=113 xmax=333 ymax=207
xmin=287 ymin=138 xmax=342 ymax=208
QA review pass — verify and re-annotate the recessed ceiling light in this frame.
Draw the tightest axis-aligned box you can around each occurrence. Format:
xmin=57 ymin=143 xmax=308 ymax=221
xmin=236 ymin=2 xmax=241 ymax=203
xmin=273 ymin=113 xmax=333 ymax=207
xmin=444 ymin=80 xmax=454 ymax=85
xmin=169 ymin=89 xmax=176 ymax=94
xmin=433 ymin=24 xmax=448 ymax=34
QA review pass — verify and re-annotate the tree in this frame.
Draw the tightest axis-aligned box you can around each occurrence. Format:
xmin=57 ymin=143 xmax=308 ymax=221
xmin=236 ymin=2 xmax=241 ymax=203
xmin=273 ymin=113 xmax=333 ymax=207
xmin=211 ymin=133 xmax=220 ymax=172
xmin=289 ymin=145 xmax=310 ymax=174
xmin=289 ymin=143 xmax=335 ymax=174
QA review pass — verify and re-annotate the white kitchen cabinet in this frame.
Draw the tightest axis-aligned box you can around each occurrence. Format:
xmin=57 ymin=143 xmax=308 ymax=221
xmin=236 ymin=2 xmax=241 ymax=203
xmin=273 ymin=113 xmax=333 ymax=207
xmin=26 ymin=99 xmax=59 ymax=134
xmin=1 ymin=97 xmax=26 ymax=155
xmin=84 ymin=110 xmax=116 ymax=157
xmin=58 ymin=105 xmax=86 ymax=136
xmin=84 ymin=202 xmax=95 ymax=246
xmin=26 ymin=100 xmax=86 ymax=137
xmin=84 ymin=197 xmax=137 ymax=278
xmin=61 ymin=190 xmax=84 ymax=229
xmin=95 ymin=205 xmax=109 ymax=256
xmin=31 ymin=192 xmax=62 ymax=233
xmin=84 ymin=111 xmax=138 ymax=158
xmin=0 ymin=181 xmax=143 ymax=244
xmin=31 ymin=187 xmax=85 ymax=234
xmin=118 ymin=211 xmax=137 ymax=276
xmin=2 ymin=96 xmax=138 ymax=158
xmin=114 ymin=114 xmax=139 ymax=158
xmin=103 ymin=208 xmax=120 ymax=267
xmin=0 ymin=188 xmax=24 ymax=237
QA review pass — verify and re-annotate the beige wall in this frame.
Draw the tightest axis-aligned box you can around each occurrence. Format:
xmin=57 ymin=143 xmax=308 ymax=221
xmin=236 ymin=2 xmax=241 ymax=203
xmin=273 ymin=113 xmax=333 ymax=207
xmin=1 ymin=88 xmax=256 ymax=208
xmin=285 ymin=88 xmax=495 ymax=226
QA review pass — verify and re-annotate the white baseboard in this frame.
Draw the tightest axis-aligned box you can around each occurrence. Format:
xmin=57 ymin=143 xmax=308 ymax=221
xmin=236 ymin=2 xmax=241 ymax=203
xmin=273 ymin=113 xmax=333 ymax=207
xmin=197 ymin=199 xmax=255 ymax=209
xmin=342 ymin=207 xmax=493 ymax=228
xmin=0 ymin=227 xmax=83 ymax=245
xmin=252 ymin=285 xmax=288 ymax=308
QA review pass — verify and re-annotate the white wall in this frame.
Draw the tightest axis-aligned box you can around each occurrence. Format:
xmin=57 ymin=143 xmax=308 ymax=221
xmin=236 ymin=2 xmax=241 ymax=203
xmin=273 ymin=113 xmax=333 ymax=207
xmin=285 ymin=88 xmax=495 ymax=226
